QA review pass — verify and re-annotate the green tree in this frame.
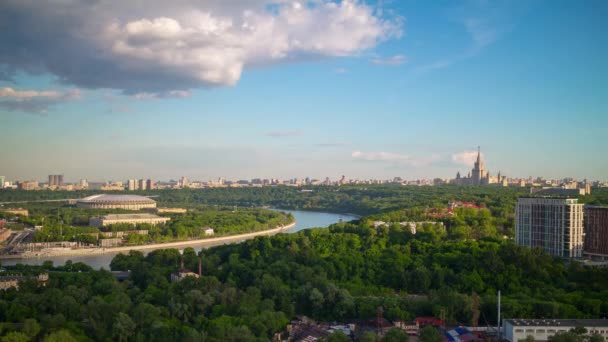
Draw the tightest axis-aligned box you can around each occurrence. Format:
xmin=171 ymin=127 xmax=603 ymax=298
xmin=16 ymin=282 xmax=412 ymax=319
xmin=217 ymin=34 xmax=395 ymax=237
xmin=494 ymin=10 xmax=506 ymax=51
xmin=44 ymin=330 xmax=77 ymax=342
xmin=22 ymin=319 xmax=41 ymax=340
xmin=1 ymin=332 xmax=28 ymax=342
xmin=589 ymin=335 xmax=604 ymax=342
xmin=358 ymin=331 xmax=378 ymax=342
xmin=326 ymin=330 xmax=351 ymax=342
xmin=382 ymin=328 xmax=409 ymax=342
xmin=419 ymin=326 xmax=442 ymax=342
xmin=113 ymin=312 xmax=136 ymax=342
xmin=519 ymin=336 xmax=535 ymax=342
xmin=548 ymin=331 xmax=582 ymax=342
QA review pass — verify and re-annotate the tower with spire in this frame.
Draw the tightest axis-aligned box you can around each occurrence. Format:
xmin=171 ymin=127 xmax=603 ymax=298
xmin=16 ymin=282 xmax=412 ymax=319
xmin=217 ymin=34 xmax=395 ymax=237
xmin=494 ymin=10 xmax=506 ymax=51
xmin=471 ymin=146 xmax=486 ymax=185
xmin=454 ymin=146 xmax=503 ymax=186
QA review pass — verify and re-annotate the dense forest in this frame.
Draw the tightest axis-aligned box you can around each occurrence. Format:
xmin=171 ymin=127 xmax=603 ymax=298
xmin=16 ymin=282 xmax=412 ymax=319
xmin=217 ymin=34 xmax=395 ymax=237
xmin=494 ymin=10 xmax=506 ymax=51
xmin=2 ymin=185 xmax=607 ymax=216
xmin=0 ymin=204 xmax=292 ymax=245
xmin=1 ymin=186 xmax=607 ymax=341
xmin=1 ymin=219 xmax=607 ymax=341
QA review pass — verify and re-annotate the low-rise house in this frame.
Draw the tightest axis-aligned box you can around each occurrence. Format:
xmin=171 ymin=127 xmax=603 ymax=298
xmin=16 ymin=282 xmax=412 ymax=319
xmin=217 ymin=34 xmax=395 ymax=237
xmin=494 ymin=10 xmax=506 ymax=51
xmin=394 ymin=321 xmax=419 ymax=335
xmin=99 ymin=238 xmax=123 ymax=248
xmin=0 ymin=208 xmax=29 ymax=216
xmin=99 ymin=230 xmax=148 ymax=238
xmin=170 ymin=270 xmax=200 ymax=283
xmin=0 ymin=228 xmax=12 ymax=242
xmin=0 ymin=276 xmax=22 ymax=290
xmin=90 ymin=213 xmax=170 ymax=227
xmin=156 ymin=207 xmax=187 ymax=214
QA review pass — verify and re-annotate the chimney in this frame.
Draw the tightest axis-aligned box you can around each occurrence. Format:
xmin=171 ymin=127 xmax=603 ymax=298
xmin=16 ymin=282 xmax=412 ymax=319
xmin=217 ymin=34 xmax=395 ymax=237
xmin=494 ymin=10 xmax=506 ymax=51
xmin=198 ymin=257 xmax=202 ymax=277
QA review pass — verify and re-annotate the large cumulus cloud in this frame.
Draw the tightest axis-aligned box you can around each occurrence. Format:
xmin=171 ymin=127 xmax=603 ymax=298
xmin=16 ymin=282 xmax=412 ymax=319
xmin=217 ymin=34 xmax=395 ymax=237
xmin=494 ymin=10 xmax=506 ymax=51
xmin=0 ymin=0 xmax=401 ymax=95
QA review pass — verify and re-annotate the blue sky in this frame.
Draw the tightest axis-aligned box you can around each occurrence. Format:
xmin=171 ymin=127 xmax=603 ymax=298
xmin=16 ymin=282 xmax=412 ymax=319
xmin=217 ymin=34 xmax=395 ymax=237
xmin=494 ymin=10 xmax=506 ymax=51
xmin=0 ymin=0 xmax=606 ymax=182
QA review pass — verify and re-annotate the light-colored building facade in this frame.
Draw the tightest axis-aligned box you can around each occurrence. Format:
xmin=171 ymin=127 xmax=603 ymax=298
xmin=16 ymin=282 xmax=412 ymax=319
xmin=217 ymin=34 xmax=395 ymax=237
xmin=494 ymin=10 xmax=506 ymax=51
xmin=0 ymin=276 xmax=22 ymax=291
xmin=584 ymin=206 xmax=608 ymax=260
xmin=504 ymin=319 xmax=608 ymax=342
xmin=128 ymin=179 xmax=137 ymax=191
xmin=1 ymin=208 xmax=29 ymax=217
xmin=99 ymin=230 xmax=149 ymax=238
xmin=156 ymin=207 xmax=187 ymax=214
xmin=0 ymin=228 xmax=12 ymax=242
xmin=99 ymin=238 xmax=123 ymax=248
xmin=90 ymin=213 xmax=170 ymax=227
xmin=454 ymin=147 xmax=506 ymax=186
xmin=515 ymin=198 xmax=584 ymax=258
xmin=0 ymin=176 xmax=5 ymax=189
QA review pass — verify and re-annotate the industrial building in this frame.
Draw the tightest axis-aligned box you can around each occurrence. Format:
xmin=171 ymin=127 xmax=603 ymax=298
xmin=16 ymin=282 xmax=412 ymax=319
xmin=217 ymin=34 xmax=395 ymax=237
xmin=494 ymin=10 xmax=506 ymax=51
xmin=515 ymin=197 xmax=584 ymax=258
xmin=584 ymin=206 xmax=608 ymax=260
xmin=77 ymin=194 xmax=156 ymax=210
xmin=89 ymin=213 xmax=170 ymax=227
xmin=504 ymin=319 xmax=608 ymax=342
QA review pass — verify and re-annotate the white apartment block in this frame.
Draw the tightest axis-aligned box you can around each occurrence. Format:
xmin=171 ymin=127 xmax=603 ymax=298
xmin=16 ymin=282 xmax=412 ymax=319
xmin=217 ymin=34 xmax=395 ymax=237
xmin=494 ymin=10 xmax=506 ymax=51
xmin=515 ymin=197 xmax=584 ymax=258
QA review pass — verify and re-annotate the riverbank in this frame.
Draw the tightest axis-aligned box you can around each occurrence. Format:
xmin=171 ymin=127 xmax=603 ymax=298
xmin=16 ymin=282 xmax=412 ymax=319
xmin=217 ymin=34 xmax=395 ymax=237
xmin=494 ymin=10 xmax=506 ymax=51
xmin=0 ymin=221 xmax=296 ymax=260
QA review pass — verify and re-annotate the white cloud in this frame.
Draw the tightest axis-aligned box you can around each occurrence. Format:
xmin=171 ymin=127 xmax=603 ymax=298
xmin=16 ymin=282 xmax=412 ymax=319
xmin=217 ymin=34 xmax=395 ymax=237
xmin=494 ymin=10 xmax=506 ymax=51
xmin=464 ymin=18 xmax=499 ymax=48
xmin=133 ymin=90 xmax=191 ymax=100
xmin=0 ymin=87 xmax=80 ymax=113
xmin=452 ymin=150 xmax=482 ymax=166
xmin=0 ymin=1 xmax=402 ymax=95
xmin=334 ymin=68 xmax=348 ymax=74
xmin=266 ymin=130 xmax=303 ymax=138
xmin=371 ymin=54 xmax=407 ymax=65
xmin=352 ymin=150 xmax=439 ymax=167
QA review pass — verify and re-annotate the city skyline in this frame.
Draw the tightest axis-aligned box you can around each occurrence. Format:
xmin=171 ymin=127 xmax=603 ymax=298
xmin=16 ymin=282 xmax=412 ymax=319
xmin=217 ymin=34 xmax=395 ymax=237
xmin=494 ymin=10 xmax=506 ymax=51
xmin=1 ymin=1 xmax=606 ymax=181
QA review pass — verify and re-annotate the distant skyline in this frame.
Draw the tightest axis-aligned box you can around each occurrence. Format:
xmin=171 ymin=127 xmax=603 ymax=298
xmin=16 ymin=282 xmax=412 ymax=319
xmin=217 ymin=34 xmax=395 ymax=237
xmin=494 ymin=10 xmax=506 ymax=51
xmin=1 ymin=1 xmax=606 ymax=181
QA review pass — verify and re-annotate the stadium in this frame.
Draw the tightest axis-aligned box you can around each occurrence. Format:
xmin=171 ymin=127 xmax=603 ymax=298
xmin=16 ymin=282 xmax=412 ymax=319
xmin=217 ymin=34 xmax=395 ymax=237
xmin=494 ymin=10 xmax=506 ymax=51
xmin=76 ymin=194 xmax=156 ymax=210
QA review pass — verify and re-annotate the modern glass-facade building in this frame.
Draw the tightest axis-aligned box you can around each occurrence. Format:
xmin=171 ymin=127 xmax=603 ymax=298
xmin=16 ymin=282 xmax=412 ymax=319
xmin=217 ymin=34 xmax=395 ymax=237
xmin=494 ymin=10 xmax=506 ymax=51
xmin=584 ymin=206 xmax=608 ymax=260
xmin=515 ymin=198 xmax=584 ymax=258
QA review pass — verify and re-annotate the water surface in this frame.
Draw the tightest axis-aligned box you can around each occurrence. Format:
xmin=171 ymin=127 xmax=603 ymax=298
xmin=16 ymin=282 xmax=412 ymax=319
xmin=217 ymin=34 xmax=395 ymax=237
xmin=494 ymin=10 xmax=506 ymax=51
xmin=1 ymin=209 xmax=358 ymax=269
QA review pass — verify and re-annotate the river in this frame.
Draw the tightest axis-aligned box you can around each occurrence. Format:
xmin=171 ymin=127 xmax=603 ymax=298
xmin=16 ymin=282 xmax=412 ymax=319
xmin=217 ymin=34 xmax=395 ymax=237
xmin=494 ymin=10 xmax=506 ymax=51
xmin=0 ymin=209 xmax=358 ymax=269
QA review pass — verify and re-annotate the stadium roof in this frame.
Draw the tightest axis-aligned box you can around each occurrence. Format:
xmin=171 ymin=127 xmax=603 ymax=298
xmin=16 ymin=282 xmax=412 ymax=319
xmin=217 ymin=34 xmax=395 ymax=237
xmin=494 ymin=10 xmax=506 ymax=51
xmin=78 ymin=194 xmax=155 ymax=203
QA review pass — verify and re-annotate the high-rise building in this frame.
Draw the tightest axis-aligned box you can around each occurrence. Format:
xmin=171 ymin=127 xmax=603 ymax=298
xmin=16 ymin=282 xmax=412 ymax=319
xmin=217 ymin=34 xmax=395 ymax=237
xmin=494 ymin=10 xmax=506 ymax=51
xmin=515 ymin=197 xmax=584 ymax=258
xmin=583 ymin=206 xmax=608 ymax=260
xmin=18 ymin=180 xmax=39 ymax=190
xmin=470 ymin=147 xmax=486 ymax=184
xmin=0 ymin=176 xmax=5 ymax=189
xmin=179 ymin=176 xmax=189 ymax=188
xmin=128 ymin=179 xmax=137 ymax=191
xmin=146 ymin=179 xmax=154 ymax=190
xmin=138 ymin=179 xmax=147 ymax=191
xmin=454 ymin=147 xmax=505 ymax=186
xmin=48 ymin=174 xmax=64 ymax=187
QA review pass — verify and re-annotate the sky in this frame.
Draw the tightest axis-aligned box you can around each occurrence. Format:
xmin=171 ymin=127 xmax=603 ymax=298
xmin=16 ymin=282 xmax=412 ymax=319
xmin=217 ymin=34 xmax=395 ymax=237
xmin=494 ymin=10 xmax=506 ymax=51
xmin=0 ymin=0 xmax=606 ymax=182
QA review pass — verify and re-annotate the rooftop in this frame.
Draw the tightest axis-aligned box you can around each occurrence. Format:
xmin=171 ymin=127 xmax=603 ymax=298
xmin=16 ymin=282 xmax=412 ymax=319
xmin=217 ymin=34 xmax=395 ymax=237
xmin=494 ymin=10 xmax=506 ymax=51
xmin=78 ymin=194 xmax=155 ymax=203
xmin=100 ymin=213 xmax=167 ymax=220
xmin=505 ymin=319 xmax=608 ymax=327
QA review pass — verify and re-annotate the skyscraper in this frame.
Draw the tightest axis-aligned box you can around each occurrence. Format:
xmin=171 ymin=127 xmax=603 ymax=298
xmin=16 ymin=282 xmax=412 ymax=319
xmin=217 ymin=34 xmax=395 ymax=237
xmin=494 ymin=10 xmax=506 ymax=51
xmin=454 ymin=147 xmax=504 ymax=185
xmin=48 ymin=174 xmax=64 ymax=187
xmin=583 ymin=206 xmax=608 ymax=260
xmin=470 ymin=147 xmax=486 ymax=185
xmin=515 ymin=197 xmax=584 ymax=258
xmin=139 ymin=179 xmax=147 ymax=191
xmin=128 ymin=179 xmax=137 ymax=191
